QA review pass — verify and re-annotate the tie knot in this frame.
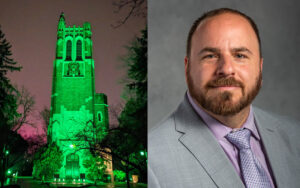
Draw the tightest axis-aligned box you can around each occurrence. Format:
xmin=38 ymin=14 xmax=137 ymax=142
xmin=225 ymin=128 xmax=251 ymax=150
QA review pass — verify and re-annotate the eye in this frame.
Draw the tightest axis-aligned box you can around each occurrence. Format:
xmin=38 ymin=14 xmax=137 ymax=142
xmin=203 ymin=54 xmax=218 ymax=59
xmin=235 ymin=53 xmax=247 ymax=59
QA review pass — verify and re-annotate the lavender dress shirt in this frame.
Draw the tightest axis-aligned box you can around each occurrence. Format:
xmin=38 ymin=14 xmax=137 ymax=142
xmin=187 ymin=91 xmax=275 ymax=187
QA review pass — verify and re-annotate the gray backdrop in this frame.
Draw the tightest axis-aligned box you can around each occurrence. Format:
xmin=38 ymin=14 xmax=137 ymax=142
xmin=148 ymin=0 xmax=300 ymax=129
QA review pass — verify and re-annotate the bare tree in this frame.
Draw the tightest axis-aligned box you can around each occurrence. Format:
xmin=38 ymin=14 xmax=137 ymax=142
xmin=74 ymin=123 xmax=146 ymax=187
xmin=26 ymin=134 xmax=46 ymax=155
xmin=13 ymin=85 xmax=35 ymax=132
xmin=108 ymin=102 xmax=124 ymax=128
xmin=39 ymin=106 xmax=50 ymax=135
xmin=112 ymin=0 xmax=147 ymax=28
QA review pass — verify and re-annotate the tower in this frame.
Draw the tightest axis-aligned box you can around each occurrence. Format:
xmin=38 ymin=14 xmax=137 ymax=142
xmin=47 ymin=13 xmax=110 ymax=180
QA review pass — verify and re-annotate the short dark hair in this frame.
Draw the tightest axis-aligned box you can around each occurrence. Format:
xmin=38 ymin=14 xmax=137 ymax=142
xmin=186 ymin=8 xmax=262 ymax=58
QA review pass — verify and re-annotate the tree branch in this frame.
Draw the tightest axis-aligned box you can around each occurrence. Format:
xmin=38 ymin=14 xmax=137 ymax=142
xmin=111 ymin=0 xmax=146 ymax=28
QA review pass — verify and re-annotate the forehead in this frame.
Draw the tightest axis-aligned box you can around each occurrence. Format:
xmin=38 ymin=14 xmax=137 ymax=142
xmin=192 ymin=13 xmax=259 ymax=53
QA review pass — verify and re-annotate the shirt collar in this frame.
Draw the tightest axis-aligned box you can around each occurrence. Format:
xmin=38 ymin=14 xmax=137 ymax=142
xmin=187 ymin=90 xmax=260 ymax=141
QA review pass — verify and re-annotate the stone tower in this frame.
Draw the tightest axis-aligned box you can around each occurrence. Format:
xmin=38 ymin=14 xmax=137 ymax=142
xmin=47 ymin=13 xmax=110 ymax=180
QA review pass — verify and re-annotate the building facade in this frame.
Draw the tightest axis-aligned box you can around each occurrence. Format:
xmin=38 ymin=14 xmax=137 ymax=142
xmin=48 ymin=13 xmax=112 ymax=180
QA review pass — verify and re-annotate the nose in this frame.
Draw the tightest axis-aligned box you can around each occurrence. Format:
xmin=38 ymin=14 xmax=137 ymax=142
xmin=216 ymin=55 xmax=235 ymax=77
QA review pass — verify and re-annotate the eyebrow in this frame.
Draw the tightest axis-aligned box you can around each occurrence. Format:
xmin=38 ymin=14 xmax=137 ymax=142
xmin=198 ymin=47 xmax=253 ymax=56
xmin=198 ymin=47 xmax=220 ymax=55
xmin=231 ymin=47 xmax=253 ymax=55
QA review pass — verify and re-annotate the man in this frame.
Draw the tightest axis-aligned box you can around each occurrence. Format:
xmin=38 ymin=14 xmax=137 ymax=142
xmin=148 ymin=8 xmax=300 ymax=188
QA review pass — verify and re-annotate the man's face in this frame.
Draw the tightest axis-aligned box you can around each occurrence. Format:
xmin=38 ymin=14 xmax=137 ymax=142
xmin=185 ymin=13 xmax=262 ymax=116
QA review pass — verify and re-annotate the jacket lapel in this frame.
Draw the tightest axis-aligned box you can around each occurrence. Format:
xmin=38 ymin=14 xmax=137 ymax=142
xmin=253 ymin=108 xmax=292 ymax=188
xmin=175 ymin=95 xmax=244 ymax=188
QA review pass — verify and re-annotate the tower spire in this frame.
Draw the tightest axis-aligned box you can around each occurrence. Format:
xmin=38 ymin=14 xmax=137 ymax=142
xmin=58 ymin=12 xmax=65 ymax=31
xmin=59 ymin=12 xmax=65 ymax=21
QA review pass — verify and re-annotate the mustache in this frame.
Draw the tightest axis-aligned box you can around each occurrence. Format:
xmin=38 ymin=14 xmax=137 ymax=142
xmin=206 ymin=77 xmax=244 ymax=88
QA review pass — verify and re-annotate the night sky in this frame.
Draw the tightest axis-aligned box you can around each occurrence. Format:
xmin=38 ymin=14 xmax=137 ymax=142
xmin=0 ymin=0 xmax=146 ymax=138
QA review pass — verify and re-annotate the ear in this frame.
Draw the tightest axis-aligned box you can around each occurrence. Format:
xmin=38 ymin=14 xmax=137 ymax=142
xmin=184 ymin=56 xmax=189 ymax=84
xmin=260 ymin=57 xmax=263 ymax=86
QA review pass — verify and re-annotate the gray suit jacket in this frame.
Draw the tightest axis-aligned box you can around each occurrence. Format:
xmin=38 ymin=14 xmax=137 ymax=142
xmin=148 ymin=94 xmax=300 ymax=188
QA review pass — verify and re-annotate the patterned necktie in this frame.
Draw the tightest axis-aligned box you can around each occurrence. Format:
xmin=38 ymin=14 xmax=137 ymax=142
xmin=225 ymin=128 xmax=272 ymax=188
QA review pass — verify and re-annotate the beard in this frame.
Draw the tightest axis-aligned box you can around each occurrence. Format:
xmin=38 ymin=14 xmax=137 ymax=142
xmin=187 ymin=63 xmax=262 ymax=116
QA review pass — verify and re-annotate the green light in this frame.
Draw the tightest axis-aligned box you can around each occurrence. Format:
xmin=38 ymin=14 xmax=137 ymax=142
xmin=140 ymin=151 xmax=145 ymax=156
xmin=48 ymin=13 xmax=109 ymax=179
xmin=7 ymin=170 xmax=11 ymax=175
xmin=5 ymin=150 xmax=9 ymax=155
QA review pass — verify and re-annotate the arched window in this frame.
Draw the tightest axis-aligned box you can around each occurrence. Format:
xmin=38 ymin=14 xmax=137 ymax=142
xmin=66 ymin=40 xmax=72 ymax=61
xmin=97 ymin=112 xmax=103 ymax=122
xmin=76 ymin=40 xmax=82 ymax=60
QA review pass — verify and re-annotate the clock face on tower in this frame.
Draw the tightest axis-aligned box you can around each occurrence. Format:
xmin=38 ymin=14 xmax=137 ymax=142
xmin=63 ymin=62 xmax=84 ymax=77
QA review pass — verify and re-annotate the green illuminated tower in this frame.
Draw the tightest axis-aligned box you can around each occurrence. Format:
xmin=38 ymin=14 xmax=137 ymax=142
xmin=48 ymin=13 xmax=110 ymax=180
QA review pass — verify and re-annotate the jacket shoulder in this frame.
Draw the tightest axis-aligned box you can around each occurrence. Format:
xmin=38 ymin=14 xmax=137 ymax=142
xmin=253 ymin=106 xmax=300 ymax=144
xmin=253 ymin=107 xmax=300 ymax=131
